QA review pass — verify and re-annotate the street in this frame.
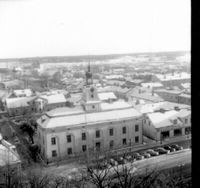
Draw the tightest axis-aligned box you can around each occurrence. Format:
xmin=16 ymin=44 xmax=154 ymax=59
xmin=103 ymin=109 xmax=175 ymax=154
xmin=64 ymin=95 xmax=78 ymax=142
xmin=45 ymin=148 xmax=191 ymax=177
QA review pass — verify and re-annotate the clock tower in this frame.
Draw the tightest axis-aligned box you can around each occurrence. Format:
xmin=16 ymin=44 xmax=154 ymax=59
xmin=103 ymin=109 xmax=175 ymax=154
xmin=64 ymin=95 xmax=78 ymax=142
xmin=82 ymin=63 xmax=101 ymax=112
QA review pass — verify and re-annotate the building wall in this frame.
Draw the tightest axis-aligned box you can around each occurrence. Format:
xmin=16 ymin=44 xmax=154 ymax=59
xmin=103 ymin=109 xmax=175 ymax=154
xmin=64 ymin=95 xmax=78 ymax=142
xmin=38 ymin=116 xmax=143 ymax=162
xmin=143 ymin=114 xmax=191 ymax=141
xmin=154 ymin=91 xmax=179 ymax=103
xmin=178 ymin=96 xmax=191 ymax=105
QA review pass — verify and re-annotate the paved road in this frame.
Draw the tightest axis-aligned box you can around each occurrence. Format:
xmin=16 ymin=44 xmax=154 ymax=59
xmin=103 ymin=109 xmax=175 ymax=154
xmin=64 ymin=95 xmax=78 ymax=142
xmin=132 ymin=148 xmax=191 ymax=175
xmin=45 ymin=148 xmax=191 ymax=178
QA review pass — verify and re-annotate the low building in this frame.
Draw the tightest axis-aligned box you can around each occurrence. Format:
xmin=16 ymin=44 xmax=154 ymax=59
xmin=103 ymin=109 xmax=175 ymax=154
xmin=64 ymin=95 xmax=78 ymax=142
xmin=0 ymin=134 xmax=21 ymax=183
xmin=127 ymin=88 xmax=164 ymax=104
xmin=154 ymin=89 xmax=183 ymax=103
xmin=152 ymin=72 xmax=190 ymax=88
xmin=30 ymin=93 xmax=67 ymax=112
xmin=178 ymin=93 xmax=191 ymax=105
xmin=5 ymin=96 xmax=36 ymax=116
xmin=12 ymin=89 xmax=33 ymax=97
xmin=142 ymin=108 xmax=191 ymax=141
xmin=141 ymin=82 xmax=164 ymax=90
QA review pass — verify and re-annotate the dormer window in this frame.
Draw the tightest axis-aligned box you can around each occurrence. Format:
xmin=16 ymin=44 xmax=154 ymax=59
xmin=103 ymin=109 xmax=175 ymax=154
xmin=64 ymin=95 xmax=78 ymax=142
xmin=174 ymin=119 xmax=177 ymax=124
xmin=91 ymin=94 xmax=94 ymax=98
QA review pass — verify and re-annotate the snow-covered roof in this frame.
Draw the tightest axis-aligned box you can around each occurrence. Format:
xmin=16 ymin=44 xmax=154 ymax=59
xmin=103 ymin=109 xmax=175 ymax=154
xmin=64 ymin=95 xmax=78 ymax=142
xmin=141 ymin=82 xmax=163 ymax=88
xmin=135 ymin=102 xmax=190 ymax=114
xmin=179 ymin=93 xmax=191 ymax=99
xmin=37 ymin=107 xmax=142 ymax=129
xmin=155 ymin=72 xmax=190 ymax=81
xmin=6 ymin=96 xmax=36 ymax=108
xmin=100 ymin=100 xmax=131 ymax=110
xmin=154 ymin=89 xmax=183 ymax=95
xmin=147 ymin=108 xmax=191 ymax=129
xmin=38 ymin=94 xmax=67 ymax=104
xmin=0 ymin=139 xmax=21 ymax=167
xmin=105 ymin=75 xmax=124 ymax=80
xmin=13 ymin=89 xmax=33 ymax=97
xmin=98 ymin=92 xmax=117 ymax=101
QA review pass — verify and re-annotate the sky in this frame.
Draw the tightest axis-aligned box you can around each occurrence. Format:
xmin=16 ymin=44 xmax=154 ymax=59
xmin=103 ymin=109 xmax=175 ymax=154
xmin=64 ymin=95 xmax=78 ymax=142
xmin=0 ymin=0 xmax=190 ymax=59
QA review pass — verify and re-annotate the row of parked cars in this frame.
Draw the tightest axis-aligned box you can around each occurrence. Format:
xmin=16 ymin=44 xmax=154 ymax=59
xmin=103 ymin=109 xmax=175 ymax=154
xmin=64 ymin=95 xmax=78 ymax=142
xmin=94 ymin=144 xmax=183 ymax=170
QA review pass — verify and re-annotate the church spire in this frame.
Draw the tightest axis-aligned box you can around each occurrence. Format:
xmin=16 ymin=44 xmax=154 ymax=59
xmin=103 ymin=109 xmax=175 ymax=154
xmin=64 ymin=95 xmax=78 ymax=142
xmin=85 ymin=61 xmax=93 ymax=85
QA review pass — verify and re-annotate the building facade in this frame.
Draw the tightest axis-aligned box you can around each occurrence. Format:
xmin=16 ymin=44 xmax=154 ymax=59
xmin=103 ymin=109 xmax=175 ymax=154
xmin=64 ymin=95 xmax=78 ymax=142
xmin=36 ymin=64 xmax=143 ymax=162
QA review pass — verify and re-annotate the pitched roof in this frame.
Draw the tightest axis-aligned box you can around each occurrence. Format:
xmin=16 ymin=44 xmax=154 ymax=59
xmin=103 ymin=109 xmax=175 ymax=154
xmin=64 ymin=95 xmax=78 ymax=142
xmin=147 ymin=108 xmax=191 ymax=129
xmin=38 ymin=94 xmax=67 ymax=104
xmin=135 ymin=101 xmax=190 ymax=114
xmin=37 ymin=107 xmax=141 ymax=129
xmin=6 ymin=96 xmax=36 ymax=108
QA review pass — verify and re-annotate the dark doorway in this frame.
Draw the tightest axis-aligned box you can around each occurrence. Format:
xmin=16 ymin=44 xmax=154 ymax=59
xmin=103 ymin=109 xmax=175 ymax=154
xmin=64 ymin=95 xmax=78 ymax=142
xmin=174 ymin=129 xmax=182 ymax=136
xmin=161 ymin=131 xmax=170 ymax=140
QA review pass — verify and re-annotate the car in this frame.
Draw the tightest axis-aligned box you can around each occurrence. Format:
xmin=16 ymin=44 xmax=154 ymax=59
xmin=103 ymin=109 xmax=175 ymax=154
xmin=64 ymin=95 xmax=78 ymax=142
xmin=109 ymin=158 xmax=118 ymax=166
xmin=146 ymin=149 xmax=159 ymax=156
xmin=163 ymin=145 xmax=176 ymax=152
xmin=132 ymin=152 xmax=144 ymax=160
xmin=115 ymin=156 xmax=125 ymax=165
xmin=140 ymin=152 xmax=151 ymax=158
xmin=170 ymin=144 xmax=183 ymax=151
xmin=154 ymin=147 xmax=170 ymax=154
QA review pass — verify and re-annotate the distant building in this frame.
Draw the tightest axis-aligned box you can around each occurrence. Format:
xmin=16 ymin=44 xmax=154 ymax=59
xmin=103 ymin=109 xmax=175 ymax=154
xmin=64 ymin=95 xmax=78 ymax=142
xmin=36 ymin=64 xmax=143 ymax=162
xmin=178 ymin=93 xmax=191 ymax=105
xmin=154 ymin=88 xmax=190 ymax=105
xmin=5 ymin=96 xmax=36 ymax=116
xmin=152 ymin=72 xmax=190 ymax=88
xmin=0 ymin=80 xmax=24 ymax=90
xmin=127 ymin=87 xmax=164 ymax=104
xmin=12 ymin=89 xmax=33 ymax=98
xmin=154 ymin=89 xmax=183 ymax=103
xmin=141 ymin=82 xmax=164 ymax=90
xmin=30 ymin=93 xmax=67 ymax=112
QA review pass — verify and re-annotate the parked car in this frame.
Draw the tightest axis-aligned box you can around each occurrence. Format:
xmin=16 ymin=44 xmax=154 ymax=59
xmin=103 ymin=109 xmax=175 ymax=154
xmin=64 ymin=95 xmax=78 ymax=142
xmin=170 ymin=144 xmax=183 ymax=151
xmin=154 ymin=147 xmax=170 ymax=154
xmin=146 ymin=149 xmax=159 ymax=156
xmin=140 ymin=152 xmax=151 ymax=158
xmin=132 ymin=152 xmax=144 ymax=160
xmin=164 ymin=145 xmax=176 ymax=152
xmin=109 ymin=158 xmax=118 ymax=166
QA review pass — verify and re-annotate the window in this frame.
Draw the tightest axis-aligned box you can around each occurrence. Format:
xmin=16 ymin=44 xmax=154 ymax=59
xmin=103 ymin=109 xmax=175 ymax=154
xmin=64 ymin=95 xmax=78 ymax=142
xmin=52 ymin=150 xmax=57 ymax=157
xmin=135 ymin=125 xmax=139 ymax=132
xmin=135 ymin=136 xmax=139 ymax=143
xmin=82 ymin=145 xmax=87 ymax=152
xmin=174 ymin=119 xmax=177 ymax=124
xmin=67 ymin=148 xmax=72 ymax=155
xmin=110 ymin=140 xmax=114 ymax=148
xmin=109 ymin=128 xmax=114 ymax=136
xmin=96 ymin=142 xmax=101 ymax=150
xmin=123 ymin=138 xmax=127 ymax=145
xmin=122 ymin=127 xmax=126 ymax=134
xmin=92 ymin=105 xmax=95 ymax=109
xmin=82 ymin=133 xmax=86 ymax=140
xmin=51 ymin=137 xmax=56 ymax=145
xmin=96 ymin=130 xmax=100 ymax=138
xmin=91 ymin=94 xmax=94 ymax=98
xmin=185 ymin=119 xmax=188 ymax=124
xmin=67 ymin=135 xmax=72 ymax=143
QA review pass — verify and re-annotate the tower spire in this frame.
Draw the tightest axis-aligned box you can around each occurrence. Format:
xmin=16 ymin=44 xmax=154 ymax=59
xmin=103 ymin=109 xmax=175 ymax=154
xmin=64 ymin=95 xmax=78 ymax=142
xmin=85 ymin=61 xmax=93 ymax=85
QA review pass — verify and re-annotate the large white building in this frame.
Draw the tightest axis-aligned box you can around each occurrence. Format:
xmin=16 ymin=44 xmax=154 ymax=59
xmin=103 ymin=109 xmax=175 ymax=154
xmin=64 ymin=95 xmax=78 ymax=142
xmin=36 ymin=65 xmax=143 ymax=162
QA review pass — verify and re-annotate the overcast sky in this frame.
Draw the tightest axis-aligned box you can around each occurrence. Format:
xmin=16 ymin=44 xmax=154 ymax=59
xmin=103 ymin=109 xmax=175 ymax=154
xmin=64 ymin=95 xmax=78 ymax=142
xmin=0 ymin=0 xmax=190 ymax=59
